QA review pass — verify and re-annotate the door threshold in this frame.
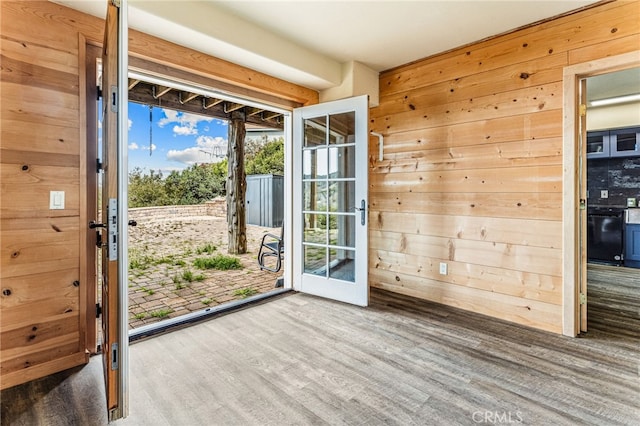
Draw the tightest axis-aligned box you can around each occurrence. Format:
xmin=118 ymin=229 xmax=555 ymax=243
xmin=129 ymin=288 xmax=293 ymax=343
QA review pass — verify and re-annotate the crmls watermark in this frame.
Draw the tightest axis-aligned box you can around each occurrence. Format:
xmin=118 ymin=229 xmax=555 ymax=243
xmin=472 ymin=410 xmax=524 ymax=424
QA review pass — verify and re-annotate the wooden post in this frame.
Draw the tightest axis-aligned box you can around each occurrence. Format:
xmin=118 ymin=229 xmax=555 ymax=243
xmin=227 ymin=111 xmax=247 ymax=254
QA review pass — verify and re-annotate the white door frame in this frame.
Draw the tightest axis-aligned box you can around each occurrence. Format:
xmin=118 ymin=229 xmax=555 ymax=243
xmin=562 ymin=50 xmax=640 ymax=337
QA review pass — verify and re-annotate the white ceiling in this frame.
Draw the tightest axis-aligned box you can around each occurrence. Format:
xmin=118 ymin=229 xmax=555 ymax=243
xmin=56 ymin=0 xmax=600 ymax=91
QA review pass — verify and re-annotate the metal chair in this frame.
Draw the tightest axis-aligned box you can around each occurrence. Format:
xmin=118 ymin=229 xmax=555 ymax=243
xmin=257 ymin=225 xmax=284 ymax=273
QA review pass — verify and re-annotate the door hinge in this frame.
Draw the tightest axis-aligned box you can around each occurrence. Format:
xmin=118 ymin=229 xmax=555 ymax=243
xmin=96 ymin=158 xmax=103 ymax=173
xmin=579 ymin=104 xmax=587 ymax=117
xmin=97 ymin=87 xmax=102 ymax=101
xmin=579 ymin=293 xmax=587 ymax=305
xmin=96 ymin=303 xmax=102 ymax=318
xmin=111 ymin=343 xmax=119 ymax=370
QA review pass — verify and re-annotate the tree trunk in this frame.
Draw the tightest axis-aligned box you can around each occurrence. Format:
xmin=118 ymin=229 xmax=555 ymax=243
xmin=226 ymin=111 xmax=247 ymax=254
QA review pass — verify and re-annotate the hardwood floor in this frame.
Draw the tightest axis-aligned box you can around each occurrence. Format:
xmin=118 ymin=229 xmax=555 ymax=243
xmin=2 ymin=275 xmax=638 ymax=425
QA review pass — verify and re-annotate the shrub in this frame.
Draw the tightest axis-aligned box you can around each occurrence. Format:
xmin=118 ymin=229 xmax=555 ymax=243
xmin=194 ymin=255 xmax=242 ymax=270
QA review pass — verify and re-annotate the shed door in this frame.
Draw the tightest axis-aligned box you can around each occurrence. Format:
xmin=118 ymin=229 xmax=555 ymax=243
xmin=100 ymin=0 xmax=129 ymax=420
xmin=292 ymin=95 xmax=369 ymax=306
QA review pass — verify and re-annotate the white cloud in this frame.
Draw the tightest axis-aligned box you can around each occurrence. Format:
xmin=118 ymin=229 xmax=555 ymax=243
xmin=173 ymin=125 xmax=198 ymax=136
xmin=128 ymin=118 xmax=133 ymax=130
xmin=128 ymin=142 xmax=157 ymax=152
xmin=157 ymin=109 xmax=213 ymax=137
xmin=166 ymin=136 xmax=227 ymax=165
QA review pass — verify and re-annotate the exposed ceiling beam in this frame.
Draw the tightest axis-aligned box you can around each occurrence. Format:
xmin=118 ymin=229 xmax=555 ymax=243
xmin=179 ymin=91 xmax=199 ymax=104
xmin=128 ymin=78 xmax=141 ymax=90
xmin=203 ymin=98 xmax=223 ymax=110
xmin=152 ymin=85 xmax=172 ymax=99
xmin=128 ymin=81 xmax=283 ymax=130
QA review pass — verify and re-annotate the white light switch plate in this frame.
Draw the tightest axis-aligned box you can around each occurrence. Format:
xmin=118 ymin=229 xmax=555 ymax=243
xmin=439 ymin=262 xmax=448 ymax=275
xmin=600 ymin=190 xmax=608 ymax=199
xmin=50 ymin=191 xmax=65 ymax=209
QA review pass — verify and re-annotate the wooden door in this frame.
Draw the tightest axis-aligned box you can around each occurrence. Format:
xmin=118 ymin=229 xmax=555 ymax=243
xmin=101 ymin=0 xmax=129 ymax=420
xmin=292 ymin=95 xmax=369 ymax=306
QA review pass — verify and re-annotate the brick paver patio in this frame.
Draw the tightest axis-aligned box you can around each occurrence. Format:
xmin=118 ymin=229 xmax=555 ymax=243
xmin=127 ymin=214 xmax=283 ymax=329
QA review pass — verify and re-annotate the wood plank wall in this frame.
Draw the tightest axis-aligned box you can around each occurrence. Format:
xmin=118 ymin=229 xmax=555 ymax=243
xmin=369 ymin=0 xmax=640 ymax=334
xmin=0 ymin=0 xmax=317 ymax=390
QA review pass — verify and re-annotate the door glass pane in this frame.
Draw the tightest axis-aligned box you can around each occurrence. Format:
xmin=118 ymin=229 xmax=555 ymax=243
xmin=329 ymin=214 xmax=355 ymax=248
xmin=303 ymin=148 xmax=328 ymax=180
xmin=329 ymin=146 xmax=355 ymax=178
xmin=304 ymin=213 xmax=327 ymax=244
xmin=304 ymin=245 xmax=326 ymax=276
xmin=303 ymin=181 xmax=327 ymax=212
xmin=329 ymin=181 xmax=355 ymax=213
xmin=304 ymin=116 xmax=326 ymax=147
xmin=329 ymin=248 xmax=355 ymax=282
xmin=328 ymin=112 xmax=355 ymax=145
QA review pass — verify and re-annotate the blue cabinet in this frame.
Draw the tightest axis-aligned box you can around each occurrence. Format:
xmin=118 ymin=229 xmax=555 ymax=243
xmin=625 ymin=224 xmax=640 ymax=268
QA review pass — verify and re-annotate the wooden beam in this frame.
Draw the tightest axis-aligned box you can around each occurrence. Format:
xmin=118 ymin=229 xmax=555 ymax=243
xmin=179 ymin=91 xmax=199 ymax=105
xmin=247 ymin=107 xmax=264 ymax=117
xmin=128 ymin=78 xmax=140 ymax=90
xmin=152 ymin=85 xmax=171 ymax=99
xmin=128 ymin=82 xmax=283 ymax=129
xmin=262 ymin=111 xmax=282 ymax=121
xmin=203 ymin=97 xmax=223 ymax=110
xmin=224 ymin=102 xmax=245 ymax=113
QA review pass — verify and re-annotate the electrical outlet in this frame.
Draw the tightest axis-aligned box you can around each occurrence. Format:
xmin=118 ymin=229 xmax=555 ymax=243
xmin=439 ymin=262 xmax=448 ymax=275
xmin=600 ymin=190 xmax=608 ymax=199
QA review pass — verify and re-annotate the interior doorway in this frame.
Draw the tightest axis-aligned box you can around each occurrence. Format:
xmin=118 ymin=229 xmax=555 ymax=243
xmin=562 ymin=51 xmax=640 ymax=337
xmin=582 ymin=67 xmax=640 ymax=336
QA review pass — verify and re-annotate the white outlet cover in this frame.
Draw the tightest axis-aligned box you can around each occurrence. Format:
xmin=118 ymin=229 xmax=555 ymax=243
xmin=50 ymin=191 xmax=65 ymax=209
xmin=600 ymin=190 xmax=608 ymax=199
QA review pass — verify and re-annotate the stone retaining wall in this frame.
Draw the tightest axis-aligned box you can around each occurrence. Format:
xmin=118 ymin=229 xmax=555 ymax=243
xmin=128 ymin=198 xmax=226 ymax=222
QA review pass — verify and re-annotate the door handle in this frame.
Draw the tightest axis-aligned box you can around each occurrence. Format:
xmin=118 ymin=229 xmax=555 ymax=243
xmin=354 ymin=199 xmax=366 ymax=225
xmin=89 ymin=221 xmax=105 ymax=229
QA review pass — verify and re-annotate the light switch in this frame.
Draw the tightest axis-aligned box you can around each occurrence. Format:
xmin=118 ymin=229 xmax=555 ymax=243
xmin=50 ymin=191 xmax=65 ymax=209
xmin=439 ymin=262 xmax=448 ymax=275
xmin=600 ymin=190 xmax=608 ymax=199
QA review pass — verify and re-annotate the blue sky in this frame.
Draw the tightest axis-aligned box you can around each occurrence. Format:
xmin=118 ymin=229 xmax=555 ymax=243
xmin=126 ymin=103 xmax=229 ymax=175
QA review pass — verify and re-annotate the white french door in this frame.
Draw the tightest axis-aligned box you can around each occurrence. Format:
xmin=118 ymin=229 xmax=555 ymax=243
xmin=292 ymin=95 xmax=369 ymax=306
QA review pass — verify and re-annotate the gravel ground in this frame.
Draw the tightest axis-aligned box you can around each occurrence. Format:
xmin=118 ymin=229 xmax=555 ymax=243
xmin=127 ymin=216 xmax=283 ymax=329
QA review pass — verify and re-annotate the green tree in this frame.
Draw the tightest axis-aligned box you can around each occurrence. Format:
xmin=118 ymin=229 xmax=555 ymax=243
xmin=164 ymin=161 xmax=227 ymax=205
xmin=245 ymin=138 xmax=284 ymax=175
xmin=128 ymin=167 xmax=169 ymax=207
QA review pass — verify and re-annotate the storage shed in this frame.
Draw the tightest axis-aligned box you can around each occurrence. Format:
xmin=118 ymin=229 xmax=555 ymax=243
xmin=245 ymin=174 xmax=284 ymax=228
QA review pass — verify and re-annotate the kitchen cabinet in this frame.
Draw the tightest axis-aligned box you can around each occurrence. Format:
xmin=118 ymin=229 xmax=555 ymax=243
xmin=587 ymin=126 xmax=640 ymax=159
xmin=625 ymin=208 xmax=640 ymax=268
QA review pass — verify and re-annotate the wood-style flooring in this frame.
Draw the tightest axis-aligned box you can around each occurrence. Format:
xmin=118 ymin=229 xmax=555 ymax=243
xmin=2 ymin=266 xmax=639 ymax=425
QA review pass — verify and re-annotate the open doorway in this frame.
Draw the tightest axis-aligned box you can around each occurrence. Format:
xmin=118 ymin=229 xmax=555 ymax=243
xmin=89 ymin=54 xmax=294 ymax=339
xmin=562 ymin=51 xmax=640 ymax=337
xmin=122 ymin=77 xmax=289 ymax=333
xmin=583 ymin=67 xmax=640 ymax=336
